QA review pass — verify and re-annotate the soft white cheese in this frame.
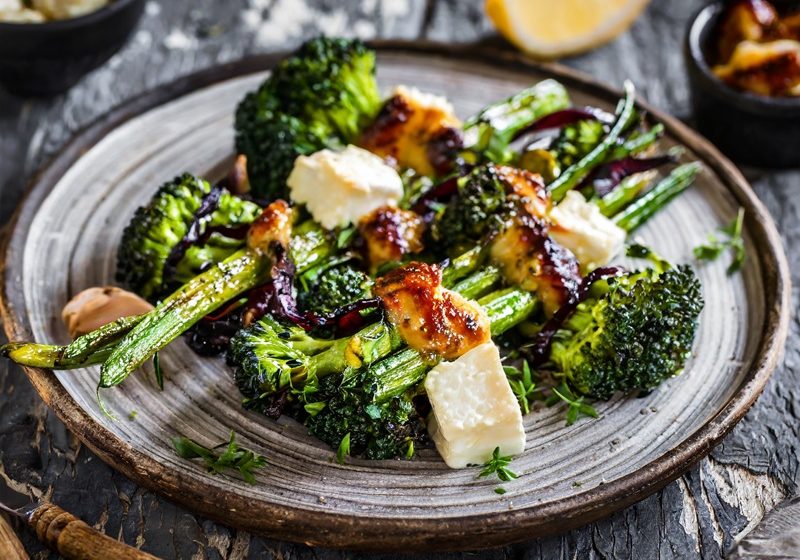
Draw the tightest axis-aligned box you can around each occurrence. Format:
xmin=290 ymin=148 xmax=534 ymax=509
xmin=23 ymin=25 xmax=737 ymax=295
xmin=287 ymin=145 xmax=403 ymax=230
xmin=549 ymin=190 xmax=626 ymax=270
xmin=424 ymin=342 xmax=526 ymax=469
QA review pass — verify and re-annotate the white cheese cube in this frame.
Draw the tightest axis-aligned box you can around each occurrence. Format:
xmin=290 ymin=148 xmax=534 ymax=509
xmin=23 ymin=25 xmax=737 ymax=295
xmin=287 ymin=145 xmax=403 ymax=230
xmin=550 ymin=190 xmax=626 ymax=270
xmin=424 ymin=342 xmax=526 ymax=469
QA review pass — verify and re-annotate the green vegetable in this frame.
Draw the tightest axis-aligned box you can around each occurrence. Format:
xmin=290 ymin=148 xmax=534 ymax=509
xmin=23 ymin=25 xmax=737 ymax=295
xmin=478 ymin=447 xmax=519 ymax=482
xmin=548 ymin=262 xmax=704 ymax=400
xmin=464 ymin=79 xmax=571 ymax=163
xmin=550 ymin=119 xmax=607 ymax=170
xmin=613 ymin=163 xmax=701 ymax=232
xmin=173 ymin=431 xmax=267 ymax=484
xmin=693 ymin=207 xmax=746 ymax=275
xmin=548 ymin=81 xmax=638 ymax=202
xmin=116 ymin=173 xmax=261 ymax=301
xmin=298 ymin=263 xmax=371 ymax=314
xmin=234 ymin=37 xmax=382 ymax=199
xmin=431 ymin=164 xmax=510 ymax=256
xmin=100 ymin=221 xmax=333 ymax=389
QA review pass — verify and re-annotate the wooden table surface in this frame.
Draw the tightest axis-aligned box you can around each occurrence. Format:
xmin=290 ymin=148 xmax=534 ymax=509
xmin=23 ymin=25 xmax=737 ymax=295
xmin=0 ymin=1 xmax=797 ymax=558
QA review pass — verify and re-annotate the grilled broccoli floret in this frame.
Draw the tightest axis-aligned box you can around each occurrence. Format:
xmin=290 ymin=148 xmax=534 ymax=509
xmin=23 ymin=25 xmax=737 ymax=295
xmin=305 ymin=369 xmax=426 ymax=460
xmin=234 ymin=37 xmax=382 ymax=200
xmin=431 ymin=165 xmax=509 ymax=255
xmin=116 ymin=173 xmax=261 ymax=301
xmin=549 ymin=264 xmax=703 ymax=400
xmin=229 ymin=315 xmax=334 ymax=408
xmin=298 ymin=263 xmax=372 ymax=314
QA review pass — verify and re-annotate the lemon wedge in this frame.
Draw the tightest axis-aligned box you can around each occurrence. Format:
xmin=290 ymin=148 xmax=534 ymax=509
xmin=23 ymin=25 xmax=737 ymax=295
xmin=486 ymin=0 xmax=651 ymax=59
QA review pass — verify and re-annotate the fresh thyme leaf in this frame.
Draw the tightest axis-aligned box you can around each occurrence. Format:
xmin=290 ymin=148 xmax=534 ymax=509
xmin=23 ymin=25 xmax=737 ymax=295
xmin=173 ymin=431 xmax=266 ymax=484
xmin=694 ymin=207 xmax=746 ymax=275
xmin=494 ymin=487 xmax=507 ymax=495
xmin=478 ymin=447 xmax=519 ymax=483
xmin=153 ymin=352 xmax=164 ymax=390
xmin=336 ymin=226 xmax=357 ymax=249
xmin=504 ymin=360 xmax=537 ymax=415
xmin=549 ymin=384 xmax=599 ymax=426
xmin=337 ymin=433 xmax=351 ymax=465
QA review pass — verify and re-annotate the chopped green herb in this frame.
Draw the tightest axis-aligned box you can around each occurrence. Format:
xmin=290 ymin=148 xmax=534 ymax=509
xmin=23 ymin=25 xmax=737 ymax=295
xmin=479 ymin=447 xmax=519 ymax=483
xmin=494 ymin=487 xmax=507 ymax=495
xmin=504 ymin=359 xmax=538 ymax=415
xmin=336 ymin=226 xmax=358 ymax=249
xmin=153 ymin=352 xmax=163 ymax=391
xmin=337 ymin=433 xmax=351 ymax=465
xmin=405 ymin=440 xmax=415 ymax=460
xmin=693 ymin=207 xmax=746 ymax=275
xmin=173 ymin=431 xmax=266 ymax=484
xmin=546 ymin=383 xmax=599 ymax=426
xmin=128 ymin=410 xmax=138 ymax=421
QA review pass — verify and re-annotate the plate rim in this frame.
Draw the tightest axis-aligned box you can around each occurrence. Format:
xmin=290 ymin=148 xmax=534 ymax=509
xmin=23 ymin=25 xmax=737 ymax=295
xmin=0 ymin=41 xmax=791 ymax=551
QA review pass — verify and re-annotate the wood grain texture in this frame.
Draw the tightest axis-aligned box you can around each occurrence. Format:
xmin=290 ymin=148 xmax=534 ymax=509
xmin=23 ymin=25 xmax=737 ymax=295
xmin=0 ymin=0 xmax=798 ymax=558
xmin=0 ymin=515 xmax=29 ymax=560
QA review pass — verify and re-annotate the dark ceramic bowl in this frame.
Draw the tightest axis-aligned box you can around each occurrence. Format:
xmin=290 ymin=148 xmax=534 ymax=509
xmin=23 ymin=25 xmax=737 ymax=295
xmin=684 ymin=2 xmax=800 ymax=168
xmin=0 ymin=0 xmax=144 ymax=97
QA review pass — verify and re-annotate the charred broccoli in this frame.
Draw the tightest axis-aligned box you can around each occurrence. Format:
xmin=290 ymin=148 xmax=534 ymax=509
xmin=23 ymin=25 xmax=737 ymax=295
xmin=548 ymin=263 xmax=703 ymax=400
xmin=229 ymin=315 xmax=335 ymax=410
xmin=235 ymin=37 xmax=382 ymax=200
xmin=430 ymin=165 xmax=509 ymax=255
xmin=298 ymin=263 xmax=372 ymax=314
xmin=116 ymin=173 xmax=261 ymax=301
xmin=305 ymin=370 xmax=426 ymax=460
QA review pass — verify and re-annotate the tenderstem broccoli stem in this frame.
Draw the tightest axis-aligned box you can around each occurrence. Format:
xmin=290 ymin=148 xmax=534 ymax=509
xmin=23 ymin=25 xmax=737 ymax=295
xmin=608 ymin=123 xmax=664 ymax=161
xmin=548 ymin=81 xmax=638 ymax=202
xmin=2 ymin=314 xmax=145 ymax=369
xmin=613 ymin=163 xmax=701 ymax=232
xmin=2 ymin=342 xmax=114 ymax=369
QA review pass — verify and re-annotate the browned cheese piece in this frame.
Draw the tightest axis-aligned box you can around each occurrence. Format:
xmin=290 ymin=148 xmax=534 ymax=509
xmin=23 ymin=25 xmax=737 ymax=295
xmin=495 ymin=164 xmax=551 ymax=220
xmin=358 ymin=205 xmax=425 ymax=273
xmin=62 ymin=286 xmax=153 ymax=339
xmin=359 ymin=86 xmax=463 ymax=177
xmin=716 ymin=0 xmax=778 ymax=62
xmin=373 ymin=262 xmax=490 ymax=361
xmin=247 ymin=199 xmax=293 ymax=253
xmin=490 ymin=215 xmax=581 ymax=317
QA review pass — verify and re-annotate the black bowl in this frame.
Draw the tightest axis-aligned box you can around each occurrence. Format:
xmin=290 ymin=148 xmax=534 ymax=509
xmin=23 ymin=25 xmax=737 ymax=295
xmin=684 ymin=2 xmax=800 ymax=168
xmin=0 ymin=0 xmax=144 ymax=97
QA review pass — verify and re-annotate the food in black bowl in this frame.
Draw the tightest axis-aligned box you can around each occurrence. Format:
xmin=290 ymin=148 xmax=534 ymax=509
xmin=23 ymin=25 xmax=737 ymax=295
xmin=0 ymin=0 xmax=144 ymax=96
xmin=684 ymin=0 xmax=800 ymax=167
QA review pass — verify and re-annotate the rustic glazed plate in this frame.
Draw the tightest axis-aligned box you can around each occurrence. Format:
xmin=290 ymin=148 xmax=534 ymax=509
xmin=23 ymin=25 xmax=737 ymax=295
xmin=1 ymin=43 xmax=791 ymax=551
